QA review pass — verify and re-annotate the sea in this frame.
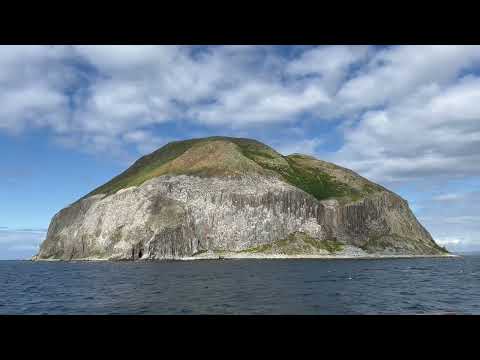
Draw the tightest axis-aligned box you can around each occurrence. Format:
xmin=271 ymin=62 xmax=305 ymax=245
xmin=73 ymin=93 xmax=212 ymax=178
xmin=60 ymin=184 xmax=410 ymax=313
xmin=1 ymin=255 xmax=479 ymax=314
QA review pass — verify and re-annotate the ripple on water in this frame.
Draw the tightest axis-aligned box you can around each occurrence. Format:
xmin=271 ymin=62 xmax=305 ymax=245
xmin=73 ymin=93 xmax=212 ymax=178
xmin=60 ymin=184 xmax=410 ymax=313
xmin=1 ymin=256 xmax=480 ymax=314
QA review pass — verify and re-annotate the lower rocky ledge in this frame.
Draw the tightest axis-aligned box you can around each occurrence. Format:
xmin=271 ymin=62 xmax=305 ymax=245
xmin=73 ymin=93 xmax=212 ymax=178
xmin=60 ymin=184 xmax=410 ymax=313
xmin=32 ymin=231 xmax=454 ymax=261
xmin=31 ymin=251 xmax=459 ymax=262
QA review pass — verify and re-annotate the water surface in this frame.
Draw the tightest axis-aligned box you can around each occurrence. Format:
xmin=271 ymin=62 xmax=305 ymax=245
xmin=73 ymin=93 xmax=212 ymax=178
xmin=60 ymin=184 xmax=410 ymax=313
xmin=1 ymin=256 xmax=478 ymax=314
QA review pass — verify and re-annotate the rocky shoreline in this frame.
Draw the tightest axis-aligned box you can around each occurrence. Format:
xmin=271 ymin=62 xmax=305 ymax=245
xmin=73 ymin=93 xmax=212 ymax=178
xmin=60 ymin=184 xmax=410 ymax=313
xmin=31 ymin=252 xmax=459 ymax=262
xmin=179 ymin=253 xmax=460 ymax=261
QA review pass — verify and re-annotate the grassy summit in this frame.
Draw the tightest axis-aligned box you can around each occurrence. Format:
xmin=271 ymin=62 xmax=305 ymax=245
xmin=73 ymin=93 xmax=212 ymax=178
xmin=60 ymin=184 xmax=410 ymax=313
xmin=87 ymin=136 xmax=383 ymax=202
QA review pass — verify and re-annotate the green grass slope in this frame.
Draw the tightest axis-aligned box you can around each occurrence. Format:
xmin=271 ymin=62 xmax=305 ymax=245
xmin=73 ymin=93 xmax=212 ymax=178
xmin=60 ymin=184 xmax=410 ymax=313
xmin=86 ymin=136 xmax=383 ymax=202
xmin=240 ymin=232 xmax=345 ymax=255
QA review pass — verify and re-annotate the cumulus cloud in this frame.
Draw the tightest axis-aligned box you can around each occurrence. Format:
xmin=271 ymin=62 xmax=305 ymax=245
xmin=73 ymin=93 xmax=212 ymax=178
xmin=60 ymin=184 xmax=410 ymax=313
xmin=337 ymin=45 xmax=480 ymax=111
xmin=2 ymin=45 xmax=480 ymax=180
xmin=0 ymin=45 xmax=330 ymax=158
xmin=0 ymin=45 xmax=76 ymax=134
xmin=1 ymin=45 xmax=479 ymax=179
xmin=286 ymin=45 xmax=371 ymax=94
xmin=333 ymin=74 xmax=480 ymax=182
xmin=189 ymin=81 xmax=331 ymax=126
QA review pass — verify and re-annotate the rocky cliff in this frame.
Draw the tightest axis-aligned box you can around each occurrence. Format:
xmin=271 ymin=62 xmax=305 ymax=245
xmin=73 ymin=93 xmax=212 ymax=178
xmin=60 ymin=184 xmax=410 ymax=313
xmin=35 ymin=136 xmax=447 ymax=260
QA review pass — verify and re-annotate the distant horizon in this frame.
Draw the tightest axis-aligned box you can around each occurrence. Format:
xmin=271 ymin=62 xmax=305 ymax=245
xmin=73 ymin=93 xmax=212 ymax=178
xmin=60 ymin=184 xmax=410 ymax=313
xmin=1 ymin=45 xmax=479 ymax=258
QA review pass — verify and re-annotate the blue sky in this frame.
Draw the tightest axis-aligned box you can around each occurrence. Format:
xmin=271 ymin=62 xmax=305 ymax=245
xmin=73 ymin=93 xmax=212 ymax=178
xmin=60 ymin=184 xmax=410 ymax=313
xmin=1 ymin=45 xmax=479 ymax=259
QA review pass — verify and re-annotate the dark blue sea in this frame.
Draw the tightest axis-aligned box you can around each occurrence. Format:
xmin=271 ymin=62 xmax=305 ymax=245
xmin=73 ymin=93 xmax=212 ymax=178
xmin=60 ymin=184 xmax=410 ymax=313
xmin=1 ymin=256 xmax=479 ymax=314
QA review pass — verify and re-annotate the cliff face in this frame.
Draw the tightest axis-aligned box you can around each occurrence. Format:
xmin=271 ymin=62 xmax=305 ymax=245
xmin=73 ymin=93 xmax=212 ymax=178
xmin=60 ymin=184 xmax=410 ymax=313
xmin=35 ymin=137 xmax=446 ymax=260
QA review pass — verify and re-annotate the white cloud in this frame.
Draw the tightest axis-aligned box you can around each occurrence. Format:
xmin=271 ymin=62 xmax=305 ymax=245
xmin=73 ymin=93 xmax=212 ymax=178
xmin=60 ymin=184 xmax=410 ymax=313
xmin=123 ymin=131 xmax=171 ymax=155
xmin=189 ymin=81 xmax=331 ymax=126
xmin=274 ymin=138 xmax=323 ymax=156
xmin=72 ymin=45 xmax=334 ymax=130
xmin=432 ymin=193 xmax=465 ymax=201
xmin=3 ymin=45 xmax=478 ymax=172
xmin=337 ymin=45 xmax=480 ymax=111
xmin=287 ymin=45 xmax=371 ymax=93
xmin=433 ymin=235 xmax=480 ymax=253
xmin=1 ymin=44 xmax=479 ymax=182
xmin=436 ymin=237 xmax=461 ymax=246
xmin=0 ymin=45 xmax=75 ymax=134
xmin=333 ymin=74 xmax=480 ymax=182
xmin=1 ymin=45 xmax=480 ymax=182
xmin=0 ymin=228 xmax=46 ymax=260
xmin=73 ymin=45 xmax=179 ymax=72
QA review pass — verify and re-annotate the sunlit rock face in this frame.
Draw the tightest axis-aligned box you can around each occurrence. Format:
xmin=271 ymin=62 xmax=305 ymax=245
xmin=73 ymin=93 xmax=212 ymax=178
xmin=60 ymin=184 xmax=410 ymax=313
xmin=36 ymin=137 xmax=446 ymax=260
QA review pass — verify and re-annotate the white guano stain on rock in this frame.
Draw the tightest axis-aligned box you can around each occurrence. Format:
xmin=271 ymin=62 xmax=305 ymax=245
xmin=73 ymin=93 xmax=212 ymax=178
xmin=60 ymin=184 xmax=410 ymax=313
xmin=36 ymin=174 xmax=445 ymax=261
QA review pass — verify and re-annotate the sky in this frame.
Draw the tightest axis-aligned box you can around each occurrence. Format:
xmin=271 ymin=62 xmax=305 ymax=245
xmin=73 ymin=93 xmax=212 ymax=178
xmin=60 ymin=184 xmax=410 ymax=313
xmin=1 ymin=45 xmax=479 ymax=259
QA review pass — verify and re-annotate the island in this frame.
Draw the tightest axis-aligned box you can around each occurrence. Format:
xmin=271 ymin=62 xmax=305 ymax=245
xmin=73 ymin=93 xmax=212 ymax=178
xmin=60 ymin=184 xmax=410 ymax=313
xmin=34 ymin=136 xmax=452 ymax=261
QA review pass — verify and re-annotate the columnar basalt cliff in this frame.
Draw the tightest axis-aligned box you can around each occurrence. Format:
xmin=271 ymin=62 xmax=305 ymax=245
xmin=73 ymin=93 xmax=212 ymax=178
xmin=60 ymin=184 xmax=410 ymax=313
xmin=35 ymin=136 xmax=448 ymax=260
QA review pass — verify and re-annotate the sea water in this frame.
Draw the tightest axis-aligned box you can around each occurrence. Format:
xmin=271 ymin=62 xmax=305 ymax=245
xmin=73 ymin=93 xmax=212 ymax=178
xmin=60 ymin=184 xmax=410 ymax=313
xmin=0 ymin=256 xmax=478 ymax=314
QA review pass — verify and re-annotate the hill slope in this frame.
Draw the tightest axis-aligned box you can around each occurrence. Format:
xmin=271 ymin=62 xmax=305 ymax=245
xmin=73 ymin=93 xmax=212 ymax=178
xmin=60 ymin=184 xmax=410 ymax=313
xmin=36 ymin=136 xmax=448 ymax=261
xmin=87 ymin=136 xmax=383 ymax=203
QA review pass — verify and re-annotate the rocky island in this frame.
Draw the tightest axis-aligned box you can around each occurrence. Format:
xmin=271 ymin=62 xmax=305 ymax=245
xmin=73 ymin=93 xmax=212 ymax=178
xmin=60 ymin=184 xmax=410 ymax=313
xmin=34 ymin=136 xmax=450 ymax=261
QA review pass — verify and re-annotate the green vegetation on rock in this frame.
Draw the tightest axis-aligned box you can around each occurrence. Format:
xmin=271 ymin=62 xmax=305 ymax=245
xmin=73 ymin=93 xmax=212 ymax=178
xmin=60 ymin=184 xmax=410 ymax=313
xmin=274 ymin=156 xmax=360 ymax=201
xmin=86 ymin=138 xmax=202 ymax=198
xmin=86 ymin=136 xmax=381 ymax=202
xmin=360 ymin=234 xmax=449 ymax=254
xmin=240 ymin=232 xmax=344 ymax=255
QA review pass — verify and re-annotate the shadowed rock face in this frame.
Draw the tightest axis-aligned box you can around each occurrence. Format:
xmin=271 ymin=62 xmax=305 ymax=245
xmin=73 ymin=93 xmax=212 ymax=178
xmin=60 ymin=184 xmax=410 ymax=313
xmin=36 ymin=137 xmax=446 ymax=260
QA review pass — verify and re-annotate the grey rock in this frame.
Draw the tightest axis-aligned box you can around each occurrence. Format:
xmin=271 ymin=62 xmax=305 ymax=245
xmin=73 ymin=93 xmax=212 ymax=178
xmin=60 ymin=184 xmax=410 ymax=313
xmin=36 ymin=174 xmax=444 ymax=261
